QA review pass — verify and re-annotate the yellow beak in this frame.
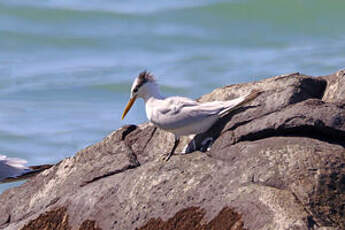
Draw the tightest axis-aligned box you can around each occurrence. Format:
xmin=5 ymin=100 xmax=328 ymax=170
xmin=121 ymin=96 xmax=137 ymax=120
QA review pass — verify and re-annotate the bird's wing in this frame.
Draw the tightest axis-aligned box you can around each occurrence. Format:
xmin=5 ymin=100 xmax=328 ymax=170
xmin=151 ymin=96 xmax=223 ymax=130
xmin=150 ymin=90 xmax=261 ymax=131
xmin=0 ymin=154 xmax=52 ymax=183
xmin=0 ymin=155 xmax=29 ymax=182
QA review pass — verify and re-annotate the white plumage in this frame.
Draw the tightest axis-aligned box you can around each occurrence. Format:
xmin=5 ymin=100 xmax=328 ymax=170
xmin=122 ymin=71 xmax=260 ymax=160
xmin=145 ymin=95 xmax=249 ymax=137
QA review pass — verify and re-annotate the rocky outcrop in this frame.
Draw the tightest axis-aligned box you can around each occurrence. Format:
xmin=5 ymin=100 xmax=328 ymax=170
xmin=0 ymin=70 xmax=344 ymax=230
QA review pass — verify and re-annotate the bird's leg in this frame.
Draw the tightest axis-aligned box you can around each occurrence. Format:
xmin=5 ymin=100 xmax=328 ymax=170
xmin=164 ymin=137 xmax=180 ymax=161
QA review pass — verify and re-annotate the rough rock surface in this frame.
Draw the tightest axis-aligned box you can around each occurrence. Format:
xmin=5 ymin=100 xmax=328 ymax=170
xmin=0 ymin=70 xmax=345 ymax=230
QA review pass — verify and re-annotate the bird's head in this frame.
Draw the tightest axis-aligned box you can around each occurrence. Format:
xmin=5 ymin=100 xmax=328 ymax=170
xmin=122 ymin=71 xmax=157 ymax=120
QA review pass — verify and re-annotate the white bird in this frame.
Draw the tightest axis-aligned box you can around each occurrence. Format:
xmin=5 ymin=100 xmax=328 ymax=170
xmin=122 ymin=71 xmax=260 ymax=160
xmin=0 ymin=154 xmax=52 ymax=183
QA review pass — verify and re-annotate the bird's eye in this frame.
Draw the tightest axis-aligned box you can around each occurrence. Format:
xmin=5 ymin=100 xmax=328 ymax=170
xmin=133 ymin=88 xmax=138 ymax=93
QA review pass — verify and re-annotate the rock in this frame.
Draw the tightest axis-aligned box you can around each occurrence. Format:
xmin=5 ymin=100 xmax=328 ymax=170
xmin=322 ymin=68 xmax=345 ymax=104
xmin=0 ymin=72 xmax=344 ymax=230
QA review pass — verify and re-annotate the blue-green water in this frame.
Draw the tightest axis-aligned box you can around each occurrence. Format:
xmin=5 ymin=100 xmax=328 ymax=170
xmin=1 ymin=0 xmax=345 ymax=193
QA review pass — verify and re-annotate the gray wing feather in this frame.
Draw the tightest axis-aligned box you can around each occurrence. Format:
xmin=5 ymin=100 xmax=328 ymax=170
xmin=150 ymin=92 xmax=257 ymax=130
xmin=0 ymin=155 xmax=52 ymax=183
xmin=0 ymin=155 xmax=28 ymax=181
xmin=151 ymin=97 xmax=223 ymax=130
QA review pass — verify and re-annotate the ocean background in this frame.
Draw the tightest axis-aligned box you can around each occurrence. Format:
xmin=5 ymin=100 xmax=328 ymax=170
xmin=1 ymin=0 xmax=345 ymax=193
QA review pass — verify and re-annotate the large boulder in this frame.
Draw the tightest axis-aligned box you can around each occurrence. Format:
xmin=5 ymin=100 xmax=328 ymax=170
xmin=0 ymin=71 xmax=344 ymax=230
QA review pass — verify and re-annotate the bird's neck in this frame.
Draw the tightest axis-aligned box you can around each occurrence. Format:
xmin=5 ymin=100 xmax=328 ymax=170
xmin=142 ymin=83 xmax=164 ymax=102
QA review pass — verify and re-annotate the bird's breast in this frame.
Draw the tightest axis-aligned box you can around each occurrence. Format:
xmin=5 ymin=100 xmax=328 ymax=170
xmin=145 ymin=103 xmax=153 ymax=121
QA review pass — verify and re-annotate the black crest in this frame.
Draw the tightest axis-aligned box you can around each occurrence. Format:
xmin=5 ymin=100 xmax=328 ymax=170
xmin=132 ymin=71 xmax=155 ymax=93
xmin=137 ymin=71 xmax=155 ymax=87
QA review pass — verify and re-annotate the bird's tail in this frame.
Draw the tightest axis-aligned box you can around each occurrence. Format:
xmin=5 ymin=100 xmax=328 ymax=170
xmin=0 ymin=164 xmax=53 ymax=184
xmin=219 ymin=90 xmax=262 ymax=117
xmin=0 ymin=155 xmax=27 ymax=169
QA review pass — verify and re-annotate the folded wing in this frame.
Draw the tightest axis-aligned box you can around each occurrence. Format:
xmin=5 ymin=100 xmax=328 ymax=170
xmin=0 ymin=154 xmax=52 ymax=184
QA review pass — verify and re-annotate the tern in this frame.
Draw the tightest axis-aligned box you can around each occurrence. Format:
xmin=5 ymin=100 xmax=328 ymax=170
xmin=0 ymin=154 xmax=52 ymax=183
xmin=122 ymin=71 xmax=260 ymax=160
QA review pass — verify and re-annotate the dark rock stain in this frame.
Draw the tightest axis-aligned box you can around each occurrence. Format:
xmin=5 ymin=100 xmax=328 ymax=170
xmin=137 ymin=206 xmax=247 ymax=230
xmin=21 ymin=207 xmax=102 ymax=230
xmin=21 ymin=207 xmax=70 ymax=230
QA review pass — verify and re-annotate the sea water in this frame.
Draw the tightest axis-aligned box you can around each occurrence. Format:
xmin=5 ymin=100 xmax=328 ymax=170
xmin=1 ymin=0 xmax=345 ymax=193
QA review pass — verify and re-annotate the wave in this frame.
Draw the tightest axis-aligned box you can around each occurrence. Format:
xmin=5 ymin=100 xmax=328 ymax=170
xmin=2 ymin=0 xmax=345 ymax=24
xmin=0 ymin=0 xmax=218 ymax=16
xmin=2 ymin=0 xmax=345 ymax=41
